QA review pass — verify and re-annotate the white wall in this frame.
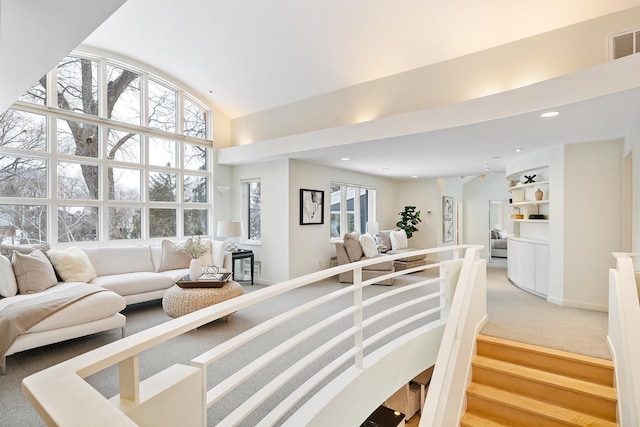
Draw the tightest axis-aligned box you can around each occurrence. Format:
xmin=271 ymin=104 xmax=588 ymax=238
xmin=288 ymin=160 xmax=399 ymax=279
xmin=562 ymin=140 xmax=623 ymax=309
xmin=625 ymin=119 xmax=640 ymax=267
xmin=231 ymin=160 xmax=290 ymax=284
xmin=463 ymin=174 xmax=512 ymax=260
xmin=395 ymin=179 xmax=440 ymax=254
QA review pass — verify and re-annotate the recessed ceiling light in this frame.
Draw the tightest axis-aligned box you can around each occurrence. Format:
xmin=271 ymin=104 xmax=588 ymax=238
xmin=380 ymin=167 xmax=391 ymax=171
xmin=340 ymin=157 xmax=350 ymax=161
xmin=540 ymin=111 xmax=559 ymax=118
xmin=514 ymin=148 xmax=523 ymax=153
xmin=411 ymin=175 xmax=418 ymax=178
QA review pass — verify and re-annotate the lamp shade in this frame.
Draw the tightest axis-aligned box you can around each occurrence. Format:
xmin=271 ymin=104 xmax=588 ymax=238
xmin=216 ymin=221 xmax=243 ymax=238
xmin=366 ymin=221 xmax=379 ymax=235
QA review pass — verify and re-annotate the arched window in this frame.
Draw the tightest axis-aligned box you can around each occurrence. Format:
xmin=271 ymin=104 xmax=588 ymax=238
xmin=0 ymin=53 xmax=212 ymax=246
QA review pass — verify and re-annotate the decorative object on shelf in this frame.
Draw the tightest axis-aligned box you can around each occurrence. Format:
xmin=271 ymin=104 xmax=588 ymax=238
xmin=535 ymin=188 xmax=544 ymax=201
xmin=396 ymin=205 xmax=422 ymax=238
xmin=529 ymin=214 xmax=545 ymax=220
xmin=443 ymin=196 xmax=453 ymax=219
xmin=300 ymin=188 xmax=324 ymax=225
xmin=217 ymin=221 xmax=244 ymax=252
xmin=523 ymin=174 xmax=536 ymax=184
xmin=509 ymin=181 xmax=517 ymax=188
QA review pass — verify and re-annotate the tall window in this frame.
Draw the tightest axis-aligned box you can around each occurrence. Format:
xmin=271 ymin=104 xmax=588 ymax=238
xmin=330 ymin=183 xmax=376 ymax=239
xmin=0 ymin=53 xmax=211 ymax=246
xmin=242 ymin=179 xmax=261 ymax=242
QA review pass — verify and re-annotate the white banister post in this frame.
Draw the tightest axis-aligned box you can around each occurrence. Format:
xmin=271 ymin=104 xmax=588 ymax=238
xmin=119 ymin=354 xmax=140 ymax=401
xmin=353 ymin=266 xmax=364 ymax=369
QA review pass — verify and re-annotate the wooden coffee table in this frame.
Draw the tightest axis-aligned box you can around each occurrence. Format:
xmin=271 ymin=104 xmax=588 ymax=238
xmin=162 ymin=281 xmax=244 ymax=321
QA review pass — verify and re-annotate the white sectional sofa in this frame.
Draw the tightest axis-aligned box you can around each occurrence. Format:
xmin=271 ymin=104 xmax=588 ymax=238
xmin=0 ymin=238 xmax=232 ymax=374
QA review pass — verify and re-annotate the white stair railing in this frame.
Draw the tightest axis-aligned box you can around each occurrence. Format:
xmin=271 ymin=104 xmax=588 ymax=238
xmin=22 ymin=245 xmax=483 ymax=426
xmin=609 ymin=253 xmax=640 ymax=427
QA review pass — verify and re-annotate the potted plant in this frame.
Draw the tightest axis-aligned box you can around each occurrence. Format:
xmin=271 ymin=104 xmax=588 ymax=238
xmin=396 ymin=206 xmax=422 ymax=239
xmin=181 ymin=236 xmax=208 ymax=280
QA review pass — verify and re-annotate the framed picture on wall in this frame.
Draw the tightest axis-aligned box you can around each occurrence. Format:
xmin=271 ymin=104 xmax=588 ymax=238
xmin=300 ymin=189 xmax=324 ymax=225
xmin=443 ymin=196 xmax=453 ymax=219
xmin=443 ymin=219 xmax=454 ymax=242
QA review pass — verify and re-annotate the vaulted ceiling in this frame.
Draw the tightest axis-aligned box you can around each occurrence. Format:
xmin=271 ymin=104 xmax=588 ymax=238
xmin=3 ymin=0 xmax=640 ymax=179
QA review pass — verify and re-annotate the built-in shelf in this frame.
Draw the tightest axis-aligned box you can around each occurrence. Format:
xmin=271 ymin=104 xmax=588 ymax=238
xmin=510 ymin=200 xmax=549 ymax=207
xmin=508 ymin=180 xmax=550 ymax=191
xmin=512 ymin=219 xmax=549 ymax=223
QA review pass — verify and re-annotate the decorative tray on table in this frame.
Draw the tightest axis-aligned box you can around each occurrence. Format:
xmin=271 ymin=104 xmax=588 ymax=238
xmin=176 ymin=272 xmax=232 ymax=288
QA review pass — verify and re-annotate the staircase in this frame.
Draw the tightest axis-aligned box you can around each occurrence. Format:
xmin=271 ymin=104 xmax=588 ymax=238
xmin=461 ymin=334 xmax=617 ymax=427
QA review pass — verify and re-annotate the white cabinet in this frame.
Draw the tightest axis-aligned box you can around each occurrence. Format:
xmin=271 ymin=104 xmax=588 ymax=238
xmin=507 ymin=237 xmax=549 ymax=297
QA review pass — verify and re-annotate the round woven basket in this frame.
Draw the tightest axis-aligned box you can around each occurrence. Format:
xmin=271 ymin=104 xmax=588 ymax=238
xmin=162 ymin=281 xmax=243 ymax=319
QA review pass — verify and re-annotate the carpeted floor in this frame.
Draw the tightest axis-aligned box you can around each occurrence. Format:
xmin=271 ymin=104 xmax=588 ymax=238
xmin=482 ymin=261 xmax=610 ymax=360
xmin=0 ymin=264 xmax=610 ymax=426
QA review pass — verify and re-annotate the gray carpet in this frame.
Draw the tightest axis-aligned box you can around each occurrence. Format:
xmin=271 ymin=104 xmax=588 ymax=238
xmin=482 ymin=263 xmax=611 ymax=360
xmin=0 ymin=266 xmax=610 ymax=426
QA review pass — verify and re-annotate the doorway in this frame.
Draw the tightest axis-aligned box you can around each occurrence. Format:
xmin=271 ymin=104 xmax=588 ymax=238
xmin=488 ymin=200 xmax=512 ymax=264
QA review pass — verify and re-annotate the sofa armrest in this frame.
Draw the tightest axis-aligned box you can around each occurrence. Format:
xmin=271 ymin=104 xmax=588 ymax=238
xmin=222 ymin=251 xmax=233 ymax=271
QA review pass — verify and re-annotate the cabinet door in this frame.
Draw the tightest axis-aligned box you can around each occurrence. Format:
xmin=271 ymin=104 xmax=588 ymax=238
xmin=520 ymin=242 xmax=536 ymax=292
xmin=535 ymin=244 xmax=549 ymax=295
xmin=507 ymin=239 xmax=519 ymax=283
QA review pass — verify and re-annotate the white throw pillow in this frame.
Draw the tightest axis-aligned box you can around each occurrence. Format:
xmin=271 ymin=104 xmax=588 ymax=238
xmin=47 ymin=246 xmax=97 ymax=282
xmin=498 ymin=230 xmax=509 ymax=239
xmin=0 ymin=255 xmax=18 ymax=297
xmin=390 ymin=229 xmax=408 ymax=250
xmin=359 ymin=234 xmax=378 ymax=258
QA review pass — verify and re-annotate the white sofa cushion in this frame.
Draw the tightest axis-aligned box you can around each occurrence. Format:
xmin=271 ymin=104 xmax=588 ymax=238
xmin=390 ymin=229 xmax=408 ymax=250
xmin=199 ymin=238 xmax=214 ymax=266
xmin=91 ymin=271 xmax=175 ymax=296
xmin=47 ymin=246 xmax=97 ymax=282
xmin=12 ymin=249 xmax=58 ymax=294
xmin=359 ymin=234 xmax=378 ymax=258
xmin=83 ymin=247 xmax=154 ymax=276
xmin=23 ymin=283 xmax=126 ymax=333
xmin=0 ymin=255 xmax=18 ymax=297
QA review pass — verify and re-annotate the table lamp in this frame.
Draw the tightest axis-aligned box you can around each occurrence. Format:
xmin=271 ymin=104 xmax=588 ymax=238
xmin=217 ymin=221 xmax=243 ymax=252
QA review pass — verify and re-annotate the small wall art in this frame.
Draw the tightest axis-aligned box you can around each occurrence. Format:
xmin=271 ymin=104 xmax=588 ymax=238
xmin=443 ymin=219 xmax=454 ymax=242
xmin=300 ymin=189 xmax=324 ymax=225
xmin=443 ymin=196 xmax=453 ymax=220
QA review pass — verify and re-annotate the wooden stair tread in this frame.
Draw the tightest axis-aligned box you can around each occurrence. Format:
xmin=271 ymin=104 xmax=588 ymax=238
xmin=477 ymin=334 xmax=613 ymax=369
xmin=467 ymin=382 xmax=617 ymax=427
xmin=460 ymin=412 xmax=511 ymax=427
xmin=473 ymin=355 xmax=617 ymax=402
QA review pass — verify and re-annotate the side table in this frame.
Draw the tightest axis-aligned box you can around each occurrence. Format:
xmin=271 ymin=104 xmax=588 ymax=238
xmin=231 ymin=249 xmax=254 ymax=285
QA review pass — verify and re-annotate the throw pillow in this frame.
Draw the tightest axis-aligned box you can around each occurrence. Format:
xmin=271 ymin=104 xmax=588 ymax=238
xmin=158 ymin=239 xmax=191 ymax=272
xmin=12 ymin=249 xmax=58 ymax=294
xmin=47 ymin=246 xmax=97 ymax=282
xmin=211 ymin=240 xmax=225 ymax=268
xmin=343 ymin=232 xmax=363 ymax=262
xmin=390 ymin=229 xmax=408 ymax=250
xmin=498 ymin=230 xmax=509 ymax=240
xmin=0 ymin=255 xmax=18 ymax=297
xmin=359 ymin=234 xmax=378 ymax=258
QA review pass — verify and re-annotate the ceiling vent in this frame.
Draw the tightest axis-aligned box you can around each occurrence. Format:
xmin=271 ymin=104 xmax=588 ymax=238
xmin=610 ymin=30 xmax=640 ymax=60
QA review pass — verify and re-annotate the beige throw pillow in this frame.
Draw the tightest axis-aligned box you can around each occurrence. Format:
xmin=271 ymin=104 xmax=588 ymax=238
xmin=390 ymin=229 xmax=408 ymax=250
xmin=47 ymin=246 xmax=97 ymax=282
xmin=359 ymin=234 xmax=378 ymax=258
xmin=343 ymin=232 xmax=363 ymax=262
xmin=158 ymin=239 xmax=191 ymax=272
xmin=12 ymin=249 xmax=58 ymax=294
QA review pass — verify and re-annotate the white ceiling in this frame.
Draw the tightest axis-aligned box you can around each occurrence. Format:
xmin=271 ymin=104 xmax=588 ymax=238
xmin=7 ymin=0 xmax=640 ymax=179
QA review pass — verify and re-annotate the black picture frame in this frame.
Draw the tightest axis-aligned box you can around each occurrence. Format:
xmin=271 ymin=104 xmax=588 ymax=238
xmin=300 ymin=189 xmax=324 ymax=225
